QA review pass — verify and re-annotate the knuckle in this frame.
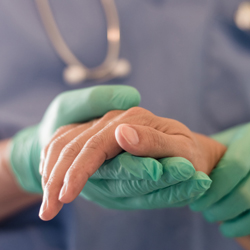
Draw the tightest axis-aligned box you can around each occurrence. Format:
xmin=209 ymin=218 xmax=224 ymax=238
xmin=85 ymin=134 xmax=103 ymax=150
xmin=55 ymin=125 xmax=66 ymax=134
xmin=61 ymin=141 xmax=83 ymax=158
xmin=101 ymin=110 xmax=124 ymax=121
xmin=123 ymin=107 xmax=154 ymax=125
xmin=148 ymin=128 xmax=163 ymax=148
xmin=54 ymin=124 xmax=76 ymax=136
xmin=125 ymin=106 xmax=146 ymax=116
xmin=49 ymin=136 xmax=68 ymax=153
xmin=90 ymin=118 xmax=100 ymax=126
xmin=54 ymin=126 xmax=66 ymax=136
xmin=44 ymin=124 xmax=77 ymax=154
xmin=85 ymin=135 xmax=107 ymax=159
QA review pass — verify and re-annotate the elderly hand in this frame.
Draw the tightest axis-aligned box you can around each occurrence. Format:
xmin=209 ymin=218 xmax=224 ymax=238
xmin=39 ymin=107 xmax=226 ymax=220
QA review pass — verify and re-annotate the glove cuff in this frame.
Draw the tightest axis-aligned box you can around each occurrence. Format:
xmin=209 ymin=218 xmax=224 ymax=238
xmin=10 ymin=126 xmax=42 ymax=193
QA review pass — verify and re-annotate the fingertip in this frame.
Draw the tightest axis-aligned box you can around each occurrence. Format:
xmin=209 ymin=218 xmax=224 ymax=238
xmin=159 ymin=157 xmax=196 ymax=182
xmin=219 ymin=223 xmax=235 ymax=238
xmin=111 ymin=85 xmax=141 ymax=109
xmin=194 ymin=171 xmax=212 ymax=182
xmin=189 ymin=203 xmax=201 ymax=212
xmin=175 ymin=159 xmax=196 ymax=180
xmin=39 ymin=210 xmax=52 ymax=221
xmin=39 ymin=201 xmax=52 ymax=221
xmin=192 ymin=174 xmax=212 ymax=193
xmin=203 ymin=210 xmax=217 ymax=223
xmin=115 ymin=124 xmax=139 ymax=149
xmin=189 ymin=177 xmax=213 ymax=211
xmin=176 ymin=172 xmax=212 ymax=205
xmin=91 ymin=85 xmax=141 ymax=112
xmin=39 ymin=200 xmax=63 ymax=221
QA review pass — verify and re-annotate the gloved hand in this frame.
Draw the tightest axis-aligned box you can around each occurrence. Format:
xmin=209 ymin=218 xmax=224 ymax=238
xmin=10 ymin=85 xmax=141 ymax=193
xmin=81 ymin=155 xmax=211 ymax=210
xmin=37 ymin=105 xmax=214 ymax=220
xmin=190 ymin=123 xmax=250 ymax=237
xmin=10 ymin=84 xmax=211 ymax=214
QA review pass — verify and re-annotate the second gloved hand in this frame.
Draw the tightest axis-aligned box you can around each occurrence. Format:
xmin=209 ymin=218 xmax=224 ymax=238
xmin=190 ymin=123 xmax=250 ymax=237
xmin=82 ymin=154 xmax=211 ymax=210
xmin=9 ymin=84 xmax=209 ymax=220
xmin=39 ymin=107 xmax=214 ymax=220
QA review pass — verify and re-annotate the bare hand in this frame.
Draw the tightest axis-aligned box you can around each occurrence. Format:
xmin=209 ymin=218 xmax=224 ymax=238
xmin=39 ymin=107 xmax=226 ymax=221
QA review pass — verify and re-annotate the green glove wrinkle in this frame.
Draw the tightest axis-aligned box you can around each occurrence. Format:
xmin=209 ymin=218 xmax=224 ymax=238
xmin=10 ymin=126 xmax=42 ymax=193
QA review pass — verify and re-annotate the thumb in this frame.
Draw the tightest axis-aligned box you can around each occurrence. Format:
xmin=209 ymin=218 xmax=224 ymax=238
xmin=40 ymin=85 xmax=141 ymax=146
xmin=115 ymin=124 xmax=191 ymax=160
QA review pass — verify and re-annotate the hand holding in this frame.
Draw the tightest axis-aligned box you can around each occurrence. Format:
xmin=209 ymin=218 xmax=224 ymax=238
xmin=40 ymin=107 xmax=225 ymax=220
xmin=10 ymin=85 xmax=140 ymax=193
xmin=190 ymin=123 xmax=250 ymax=237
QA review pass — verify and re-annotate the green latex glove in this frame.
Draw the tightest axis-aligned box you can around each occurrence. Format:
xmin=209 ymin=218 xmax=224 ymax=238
xmin=190 ymin=123 xmax=250 ymax=237
xmin=10 ymin=84 xmax=211 ymax=210
xmin=82 ymin=154 xmax=211 ymax=209
xmin=10 ymin=85 xmax=140 ymax=193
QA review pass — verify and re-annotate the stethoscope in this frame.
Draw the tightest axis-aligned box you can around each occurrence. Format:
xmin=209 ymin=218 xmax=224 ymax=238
xmin=35 ymin=0 xmax=131 ymax=85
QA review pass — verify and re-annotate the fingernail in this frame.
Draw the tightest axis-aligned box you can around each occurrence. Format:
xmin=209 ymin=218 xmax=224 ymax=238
xmin=59 ymin=183 xmax=68 ymax=200
xmin=121 ymin=125 xmax=139 ymax=145
xmin=39 ymin=199 xmax=48 ymax=218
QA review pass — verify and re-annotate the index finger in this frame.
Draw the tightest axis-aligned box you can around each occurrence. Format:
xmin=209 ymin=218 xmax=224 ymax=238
xmin=58 ymin=124 xmax=122 ymax=203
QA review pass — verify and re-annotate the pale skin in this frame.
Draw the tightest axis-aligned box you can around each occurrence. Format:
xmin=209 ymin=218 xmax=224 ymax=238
xmin=38 ymin=107 xmax=227 ymax=221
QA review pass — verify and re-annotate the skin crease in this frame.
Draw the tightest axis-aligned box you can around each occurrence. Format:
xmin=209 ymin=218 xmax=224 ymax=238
xmin=39 ymin=107 xmax=227 ymax=221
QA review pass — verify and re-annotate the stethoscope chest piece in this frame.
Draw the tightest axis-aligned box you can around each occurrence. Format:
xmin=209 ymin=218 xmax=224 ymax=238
xmin=235 ymin=2 xmax=250 ymax=31
xmin=63 ymin=65 xmax=88 ymax=85
xmin=36 ymin=0 xmax=132 ymax=85
xmin=63 ymin=58 xmax=131 ymax=85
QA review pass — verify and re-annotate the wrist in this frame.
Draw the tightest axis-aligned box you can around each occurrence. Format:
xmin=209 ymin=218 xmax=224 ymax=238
xmin=193 ymin=132 xmax=227 ymax=175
